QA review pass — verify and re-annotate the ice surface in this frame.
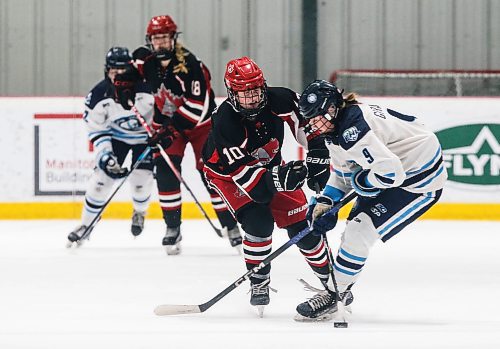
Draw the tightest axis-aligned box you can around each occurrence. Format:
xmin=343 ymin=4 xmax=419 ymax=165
xmin=1 ymin=219 xmax=499 ymax=349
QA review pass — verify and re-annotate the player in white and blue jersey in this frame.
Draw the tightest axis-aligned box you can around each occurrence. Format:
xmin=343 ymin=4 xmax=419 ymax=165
xmin=294 ymin=79 xmax=447 ymax=321
xmin=67 ymin=47 xmax=155 ymax=244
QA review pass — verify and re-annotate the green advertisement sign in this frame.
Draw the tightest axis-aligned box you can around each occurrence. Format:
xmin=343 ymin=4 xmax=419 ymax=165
xmin=436 ymin=124 xmax=500 ymax=185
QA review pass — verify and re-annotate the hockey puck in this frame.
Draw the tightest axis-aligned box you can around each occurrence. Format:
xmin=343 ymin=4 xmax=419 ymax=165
xmin=334 ymin=322 xmax=348 ymax=328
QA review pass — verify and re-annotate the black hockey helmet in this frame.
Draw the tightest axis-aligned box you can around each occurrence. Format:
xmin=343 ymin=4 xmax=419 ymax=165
xmin=104 ymin=47 xmax=133 ymax=77
xmin=299 ymin=80 xmax=344 ymax=119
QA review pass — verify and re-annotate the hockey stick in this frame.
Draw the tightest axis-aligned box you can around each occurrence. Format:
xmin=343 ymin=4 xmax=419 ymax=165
xmin=131 ymin=106 xmax=223 ymax=238
xmin=313 ymin=184 xmax=348 ymax=327
xmin=67 ymin=146 xmax=152 ymax=246
xmin=154 ymin=191 xmax=357 ymax=316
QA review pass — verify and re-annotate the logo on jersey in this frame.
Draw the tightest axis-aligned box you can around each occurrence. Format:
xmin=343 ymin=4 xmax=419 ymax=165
xmin=227 ymin=64 xmax=234 ymax=73
xmin=116 ymin=115 xmax=142 ymax=131
xmin=155 ymin=84 xmax=183 ymax=117
xmin=251 ymin=138 xmax=279 ymax=165
xmin=343 ymin=126 xmax=360 ymax=143
xmin=436 ymin=124 xmax=500 ymax=186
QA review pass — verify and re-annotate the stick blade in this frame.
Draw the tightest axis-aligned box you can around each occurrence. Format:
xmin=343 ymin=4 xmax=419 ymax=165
xmin=154 ymin=304 xmax=202 ymax=316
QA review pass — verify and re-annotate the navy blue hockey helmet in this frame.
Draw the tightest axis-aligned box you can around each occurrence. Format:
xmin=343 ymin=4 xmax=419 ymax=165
xmin=299 ymin=80 xmax=344 ymax=119
xmin=104 ymin=47 xmax=133 ymax=74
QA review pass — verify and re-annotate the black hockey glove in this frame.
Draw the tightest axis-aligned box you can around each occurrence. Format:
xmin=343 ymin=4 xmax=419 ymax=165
xmin=113 ymin=69 xmax=141 ymax=110
xmin=98 ymin=151 xmax=128 ymax=179
xmin=306 ymin=195 xmax=338 ymax=236
xmin=267 ymin=161 xmax=308 ymax=192
xmin=352 ymin=168 xmax=381 ymax=197
xmin=306 ymin=148 xmax=331 ymax=191
xmin=132 ymin=46 xmax=153 ymax=61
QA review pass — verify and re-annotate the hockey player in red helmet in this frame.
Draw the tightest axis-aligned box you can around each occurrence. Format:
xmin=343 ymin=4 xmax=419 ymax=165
xmin=114 ymin=15 xmax=242 ymax=255
xmin=202 ymin=57 xmax=337 ymax=317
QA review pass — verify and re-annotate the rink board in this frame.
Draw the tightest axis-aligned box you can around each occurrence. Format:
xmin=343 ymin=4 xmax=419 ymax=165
xmin=0 ymin=96 xmax=499 ymax=220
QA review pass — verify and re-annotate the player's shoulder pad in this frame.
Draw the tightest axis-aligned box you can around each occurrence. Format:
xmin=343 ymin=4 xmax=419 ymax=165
xmin=85 ymin=79 xmax=114 ymax=109
xmin=211 ymin=100 xmax=245 ymax=143
xmin=267 ymin=86 xmax=298 ymax=115
xmin=336 ymin=104 xmax=371 ymax=150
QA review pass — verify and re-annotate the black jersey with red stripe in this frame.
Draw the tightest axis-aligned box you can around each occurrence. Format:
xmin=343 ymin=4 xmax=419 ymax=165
xmin=136 ymin=46 xmax=216 ymax=131
xmin=202 ymin=87 xmax=313 ymax=202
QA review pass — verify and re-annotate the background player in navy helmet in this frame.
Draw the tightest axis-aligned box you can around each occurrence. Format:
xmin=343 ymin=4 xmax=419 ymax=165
xmin=294 ymin=79 xmax=447 ymax=321
xmin=115 ymin=15 xmax=242 ymax=255
xmin=202 ymin=57 xmax=338 ymax=317
xmin=67 ymin=47 xmax=155 ymax=244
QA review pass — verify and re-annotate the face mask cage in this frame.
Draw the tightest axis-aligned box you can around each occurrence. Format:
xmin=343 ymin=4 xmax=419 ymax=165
xmin=146 ymin=32 xmax=179 ymax=60
xmin=308 ymin=110 xmax=337 ymax=134
xmin=226 ymin=84 xmax=268 ymax=120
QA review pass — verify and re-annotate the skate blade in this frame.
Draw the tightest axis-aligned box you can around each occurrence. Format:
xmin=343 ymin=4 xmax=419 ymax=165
xmin=293 ymin=312 xmax=333 ymax=322
xmin=255 ymin=305 xmax=266 ymax=318
xmin=233 ymin=244 xmax=243 ymax=255
xmin=66 ymin=239 xmax=85 ymax=248
xmin=164 ymin=244 xmax=181 ymax=256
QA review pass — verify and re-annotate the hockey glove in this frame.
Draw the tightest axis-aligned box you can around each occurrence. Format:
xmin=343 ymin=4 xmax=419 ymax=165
xmin=98 ymin=151 xmax=128 ymax=179
xmin=352 ymin=168 xmax=381 ymax=197
xmin=147 ymin=124 xmax=179 ymax=150
xmin=267 ymin=161 xmax=308 ymax=192
xmin=306 ymin=149 xmax=331 ymax=191
xmin=132 ymin=46 xmax=153 ymax=61
xmin=147 ymin=127 xmax=173 ymax=150
xmin=306 ymin=195 xmax=338 ymax=236
xmin=113 ymin=69 xmax=141 ymax=110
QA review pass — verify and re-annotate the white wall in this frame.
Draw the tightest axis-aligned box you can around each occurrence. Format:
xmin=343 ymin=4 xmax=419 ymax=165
xmin=0 ymin=96 xmax=499 ymax=204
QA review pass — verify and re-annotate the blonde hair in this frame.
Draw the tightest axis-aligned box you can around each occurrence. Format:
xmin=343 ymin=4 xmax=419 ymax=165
xmin=343 ymin=92 xmax=360 ymax=106
xmin=173 ymin=42 xmax=189 ymax=74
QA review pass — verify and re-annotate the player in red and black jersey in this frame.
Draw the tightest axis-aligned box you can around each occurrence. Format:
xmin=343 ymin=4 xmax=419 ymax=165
xmin=117 ymin=15 xmax=241 ymax=255
xmin=202 ymin=57 xmax=334 ymax=315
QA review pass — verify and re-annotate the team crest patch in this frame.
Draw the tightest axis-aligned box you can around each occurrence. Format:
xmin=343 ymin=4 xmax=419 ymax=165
xmin=342 ymin=126 xmax=360 ymax=143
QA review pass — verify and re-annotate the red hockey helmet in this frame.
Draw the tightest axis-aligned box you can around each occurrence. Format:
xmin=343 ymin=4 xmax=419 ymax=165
xmin=146 ymin=15 xmax=177 ymax=38
xmin=224 ymin=57 xmax=265 ymax=91
xmin=224 ymin=57 xmax=267 ymax=119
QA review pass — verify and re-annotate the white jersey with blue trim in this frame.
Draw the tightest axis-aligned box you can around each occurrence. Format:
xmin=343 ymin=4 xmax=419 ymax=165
xmin=324 ymin=103 xmax=447 ymax=196
xmin=83 ymin=79 xmax=154 ymax=158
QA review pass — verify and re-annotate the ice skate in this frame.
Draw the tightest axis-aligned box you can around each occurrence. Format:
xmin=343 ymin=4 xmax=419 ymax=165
xmin=249 ymin=279 xmax=274 ymax=318
xmin=66 ymin=224 xmax=93 ymax=248
xmin=162 ymin=226 xmax=182 ymax=255
xmin=294 ymin=288 xmax=353 ymax=322
xmin=131 ymin=210 xmax=146 ymax=237
xmin=225 ymin=225 xmax=242 ymax=252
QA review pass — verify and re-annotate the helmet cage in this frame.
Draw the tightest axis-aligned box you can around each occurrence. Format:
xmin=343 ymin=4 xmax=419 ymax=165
xmin=226 ymin=83 xmax=268 ymax=120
